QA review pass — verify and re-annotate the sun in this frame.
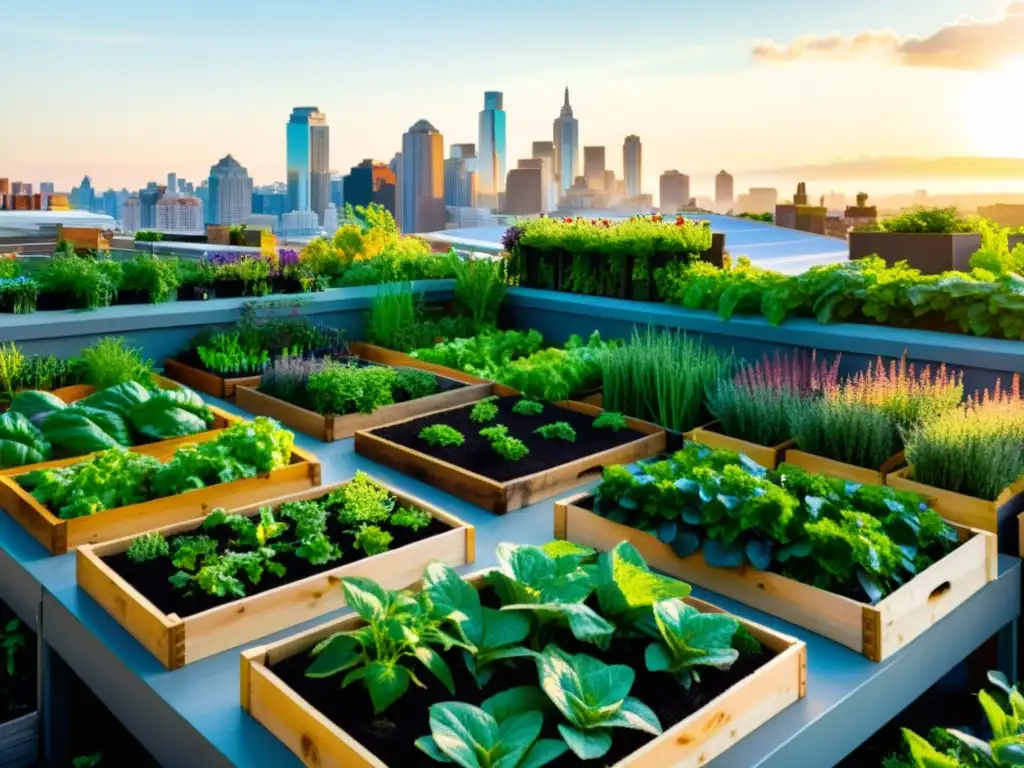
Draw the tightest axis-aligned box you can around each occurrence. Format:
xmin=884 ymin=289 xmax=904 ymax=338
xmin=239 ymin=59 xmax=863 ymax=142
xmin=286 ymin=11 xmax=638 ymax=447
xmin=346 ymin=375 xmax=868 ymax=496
xmin=963 ymin=57 xmax=1024 ymax=157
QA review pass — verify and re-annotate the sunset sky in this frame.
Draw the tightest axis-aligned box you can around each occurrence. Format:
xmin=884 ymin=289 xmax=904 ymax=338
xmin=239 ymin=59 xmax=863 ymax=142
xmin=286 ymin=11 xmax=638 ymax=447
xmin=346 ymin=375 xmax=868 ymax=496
xmin=3 ymin=0 xmax=1023 ymax=194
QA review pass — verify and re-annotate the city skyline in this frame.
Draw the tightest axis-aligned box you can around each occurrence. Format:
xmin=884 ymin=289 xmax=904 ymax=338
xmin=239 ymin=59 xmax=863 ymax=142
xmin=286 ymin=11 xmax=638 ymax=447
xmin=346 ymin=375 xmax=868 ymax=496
xmin=3 ymin=0 xmax=1022 ymax=197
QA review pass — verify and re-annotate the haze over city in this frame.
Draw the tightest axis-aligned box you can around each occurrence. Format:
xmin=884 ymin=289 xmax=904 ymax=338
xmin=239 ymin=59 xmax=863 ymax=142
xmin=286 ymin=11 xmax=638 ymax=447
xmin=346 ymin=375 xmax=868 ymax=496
xmin=4 ymin=0 xmax=1024 ymax=199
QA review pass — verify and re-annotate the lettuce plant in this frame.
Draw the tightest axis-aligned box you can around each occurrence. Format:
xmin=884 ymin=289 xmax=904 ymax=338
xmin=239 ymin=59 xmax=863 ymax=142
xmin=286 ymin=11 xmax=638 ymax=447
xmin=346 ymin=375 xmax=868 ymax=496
xmin=332 ymin=471 xmax=395 ymax=525
xmin=534 ymin=422 xmax=575 ymax=442
xmin=470 ymin=397 xmax=499 ymax=423
xmin=419 ymin=424 xmax=465 ymax=448
xmin=536 ymin=645 xmax=662 ymax=760
xmin=644 ymin=599 xmax=740 ymax=688
xmin=479 ymin=425 xmax=529 ymax=462
xmin=352 ymin=524 xmax=393 ymax=556
xmin=278 ymin=499 xmax=342 ymax=565
xmin=305 ymin=577 xmax=473 ymax=713
xmin=389 ymin=506 xmax=432 ymax=531
xmin=592 ymin=411 xmax=627 ymax=432
xmin=511 ymin=399 xmax=544 ymax=416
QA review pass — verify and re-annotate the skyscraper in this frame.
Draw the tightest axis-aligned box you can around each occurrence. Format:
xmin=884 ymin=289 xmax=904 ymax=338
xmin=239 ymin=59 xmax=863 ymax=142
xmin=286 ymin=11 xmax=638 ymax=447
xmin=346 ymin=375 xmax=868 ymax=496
xmin=660 ymin=170 xmax=690 ymax=212
xmin=286 ymin=107 xmax=330 ymax=225
xmin=138 ymin=183 xmax=165 ymax=229
xmin=530 ymin=142 xmax=557 ymax=213
xmin=344 ymin=160 xmax=398 ymax=216
xmin=552 ymin=87 xmax=579 ymax=195
xmin=505 ymin=167 xmax=543 ymax=215
xmin=121 ymin=196 xmax=141 ymax=233
xmin=716 ymin=170 xmax=735 ymax=205
xmin=623 ymin=135 xmax=642 ymax=199
xmin=156 ymin=196 xmax=204 ymax=232
xmin=444 ymin=143 xmax=477 ymax=209
xmin=583 ymin=147 xmax=606 ymax=190
xmin=167 ymin=173 xmax=178 ymax=198
xmin=477 ymin=92 xmax=507 ymax=209
xmin=70 ymin=176 xmax=95 ymax=211
xmin=398 ymin=119 xmax=445 ymax=234
xmin=208 ymin=154 xmax=253 ymax=226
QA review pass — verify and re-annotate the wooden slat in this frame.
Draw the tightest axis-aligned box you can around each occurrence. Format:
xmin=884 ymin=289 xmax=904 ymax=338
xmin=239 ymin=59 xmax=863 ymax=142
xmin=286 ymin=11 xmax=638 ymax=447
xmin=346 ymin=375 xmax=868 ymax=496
xmin=76 ymin=477 xmax=474 ymax=668
xmin=242 ymin=566 xmax=805 ymax=768
xmin=163 ymin=358 xmax=261 ymax=399
xmin=556 ymin=498 xmax=995 ymax=661
xmin=348 ymin=342 xmax=493 ymax=387
xmin=888 ymin=467 xmax=1024 ymax=537
xmin=783 ymin=449 xmax=905 ymax=486
xmin=235 ymin=386 xmax=329 ymax=441
xmin=689 ymin=427 xmax=793 ymax=470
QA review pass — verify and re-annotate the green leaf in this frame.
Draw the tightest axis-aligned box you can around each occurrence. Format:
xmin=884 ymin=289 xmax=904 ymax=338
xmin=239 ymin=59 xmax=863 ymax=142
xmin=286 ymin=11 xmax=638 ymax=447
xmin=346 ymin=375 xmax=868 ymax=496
xmin=414 ymin=735 xmax=455 ymax=764
xmin=10 ymin=389 xmax=66 ymax=427
xmin=503 ymin=603 xmax=615 ymax=647
xmin=305 ymin=634 xmax=363 ymax=678
xmin=0 ymin=411 xmax=51 ymax=469
xmin=557 ymin=726 xmax=611 ymax=760
xmin=946 ymin=728 xmax=994 ymax=760
xmin=519 ymin=739 xmax=570 ymax=768
xmin=481 ymin=686 xmax=550 ymax=722
xmin=365 ymin=661 xmax=411 ymax=714
xmin=991 ymin=737 xmax=1024 ymax=766
xmin=979 ymin=689 xmax=1015 ymax=739
xmin=41 ymin=405 xmax=131 ymax=455
xmin=644 ymin=642 xmax=672 ymax=673
xmin=594 ymin=541 xmax=691 ymax=627
xmin=494 ymin=712 xmax=545 ymax=767
xmin=80 ymin=381 xmax=151 ymax=417
xmin=340 ymin=577 xmax=389 ymax=622
xmin=480 ymin=607 xmax=531 ymax=650
xmin=129 ymin=394 xmax=211 ymax=441
xmin=414 ymin=646 xmax=455 ymax=694
xmin=603 ymin=696 xmax=663 ymax=736
xmin=428 ymin=702 xmax=499 ymax=767
xmin=424 ymin=563 xmax=484 ymax=644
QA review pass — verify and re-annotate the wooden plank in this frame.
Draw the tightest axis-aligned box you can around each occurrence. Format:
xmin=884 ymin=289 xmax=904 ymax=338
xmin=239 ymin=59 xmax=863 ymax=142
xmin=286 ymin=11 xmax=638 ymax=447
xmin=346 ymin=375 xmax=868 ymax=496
xmin=235 ymin=379 xmax=491 ymax=443
xmin=556 ymin=498 xmax=995 ymax=661
xmin=689 ymin=426 xmax=794 ymax=470
xmin=242 ymin=567 xmax=805 ymax=768
xmin=0 ymin=712 xmax=39 ymax=768
xmin=354 ymin=399 xmax=666 ymax=515
xmin=76 ymin=478 xmax=473 ymax=668
xmin=889 ymin=467 xmax=1024 ymax=536
xmin=348 ymin=342 xmax=493 ymax=387
xmin=0 ymin=431 xmax=320 ymax=555
xmin=163 ymin=358 xmax=261 ymax=399
xmin=784 ymin=449 xmax=905 ymax=486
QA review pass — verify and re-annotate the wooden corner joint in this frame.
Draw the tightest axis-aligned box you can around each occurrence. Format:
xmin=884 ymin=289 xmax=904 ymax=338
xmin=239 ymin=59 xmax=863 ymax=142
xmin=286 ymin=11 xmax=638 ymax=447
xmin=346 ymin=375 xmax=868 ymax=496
xmin=861 ymin=607 xmax=882 ymax=662
xmin=169 ymin=622 xmax=187 ymax=669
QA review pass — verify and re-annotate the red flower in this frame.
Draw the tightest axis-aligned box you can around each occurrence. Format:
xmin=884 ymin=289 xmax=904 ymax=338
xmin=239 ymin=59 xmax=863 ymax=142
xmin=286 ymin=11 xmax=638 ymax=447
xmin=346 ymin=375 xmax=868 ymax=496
xmin=563 ymin=217 xmax=573 ymax=224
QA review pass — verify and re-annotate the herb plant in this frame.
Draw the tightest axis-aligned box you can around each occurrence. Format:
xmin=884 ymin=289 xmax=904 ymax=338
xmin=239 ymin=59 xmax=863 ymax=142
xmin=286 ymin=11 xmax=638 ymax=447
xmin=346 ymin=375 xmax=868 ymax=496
xmin=390 ymin=506 xmax=432 ymax=531
xmin=352 ymin=524 xmax=393 ymax=556
xmin=120 ymin=253 xmax=181 ymax=303
xmin=535 ymin=422 xmax=576 ymax=442
xmin=479 ymin=425 xmax=529 ymax=461
xmin=593 ymin=412 xmax=627 ymax=432
xmin=512 ymin=399 xmax=544 ymax=416
xmin=307 ymin=362 xmax=397 ymax=415
xmin=470 ymin=396 xmax=499 ymax=423
xmin=79 ymin=337 xmax=153 ymax=389
xmin=333 ymin=471 xmax=395 ymax=526
xmin=126 ymin=532 xmax=170 ymax=563
xmin=0 ymin=276 xmax=38 ymax=314
xmin=419 ymin=424 xmax=465 ymax=448
xmin=278 ymin=499 xmax=342 ymax=565
xmin=196 ymin=333 xmax=270 ymax=375
xmin=644 ymin=599 xmax=740 ymax=688
xmin=394 ymin=369 xmax=438 ymax=400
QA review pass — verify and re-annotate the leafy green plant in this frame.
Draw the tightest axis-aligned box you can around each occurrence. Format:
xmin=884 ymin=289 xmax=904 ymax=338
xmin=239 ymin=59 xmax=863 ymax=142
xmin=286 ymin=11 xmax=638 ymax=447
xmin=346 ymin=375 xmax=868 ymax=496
xmin=512 ymin=398 xmax=544 ymax=416
xmin=419 ymin=424 xmax=465 ymax=448
xmin=134 ymin=231 xmax=163 ymax=242
xmin=1 ymin=617 xmax=26 ymax=677
xmin=79 ymin=337 xmax=154 ymax=389
xmin=470 ymin=396 xmax=499 ymax=423
xmin=415 ymin=694 xmax=569 ymax=767
xmin=177 ymin=258 xmax=216 ymax=289
xmin=390 ymin=506 xmax=432 ymax=531
xmin=278 ymin=499 xmax=342 ymax=565
xmin=602 ymin=327 xmax=729 ymax=432
xmin=0 ymin=342 xmax=25 ymax=402
xmin=0 ymin=276 xmax=38 ymax=314
xmin=214 ymin=256 xmax=271 ymax=296
xmin=196 ymin=333 xmax=269 ymax=375
xmin=352 ymin=524 xmax=393 ymax=556
xmin=859 ymin=207 xmax=981 ymax=234
xmin=905 ymin=376 xmax=1024 ymax=501
xmin=447 ymin=252 xmax=508 ymax=331
xmin=333 ymin=472 xmax=395 ymax=526
xmin=593 ymin=411 xmax=627 ymax=432
xmin=592 ymin=444 xmax=959 ymax=603
xmin=120 ymin=253 xmax=181 ymax=303
xmin=536 ymin=645 xmax=662 ymax=760
xmin=37 ymin=254 xmax=121 ymax=309
xmin=126 ymin=531 xmax=169 ymax=563
xmin=305 ymin=577 xmax=472 ymax=713
xmin=394 ymin=368 xmax=438 ymax=400
xmin=479 ymin=424 xmax=529 ymax=461
xmin=644 ymin=598 xmax=740 ymax=688
xmin=308 ymin=362 xmax=397 ymax=416
xmin=492 ymin=331 xmax=616 ymax=401
xmin=411 ymin=329 xmax=544 ymax=373
xmin=366 ymin=288 xmax=427 ymax=352
xmin=0 ymin=412 xmax=50 ymax=469
xmin=535 ymin=422 xmax=576 ymax=442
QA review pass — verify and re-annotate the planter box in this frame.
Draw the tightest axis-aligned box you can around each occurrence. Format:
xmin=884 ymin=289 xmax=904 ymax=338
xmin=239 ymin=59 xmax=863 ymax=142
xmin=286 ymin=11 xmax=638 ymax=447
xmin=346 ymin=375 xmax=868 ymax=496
xmin=234 ymin=374 xmax=491 ymax=442
xmin=0 ymin=377 xmax=240 ymax=477
xmin=1008 ymin=233 xmax=1024 ymax=251
xmin=0 ymin=430 xmax=321 ymax=555
xmin=241 ymin=568 xmax=806 ymax=768
xmin=784 ymin=449 xmax=905 ymax=486
xmin=555 ymin=494 xmax=997 ymax=661
xmin=690 ymin=424 xmax=793 ymax=470
xmin=848 ymin=231 xmax=982 ymax=275
xmin=77 ymin=479 xmax=474 ymax=669
xmin=348 ymin=341 xmax=506 ymax=389
xmin=0 ymin=712 xmax=38 ymax=768
xmin=163 ymin=357 xmax=261 ymax=399
xmin=887 ymin=467 xmax=1024 ymax=555
xmin=355 ymin=400 xmax=666 ymax=514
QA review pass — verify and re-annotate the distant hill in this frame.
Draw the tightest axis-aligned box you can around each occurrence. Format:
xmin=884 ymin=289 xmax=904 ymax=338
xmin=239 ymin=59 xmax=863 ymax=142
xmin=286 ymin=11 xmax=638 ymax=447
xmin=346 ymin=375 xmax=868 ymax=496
xmin=754 ymin=157 xmax=1024 ymax=179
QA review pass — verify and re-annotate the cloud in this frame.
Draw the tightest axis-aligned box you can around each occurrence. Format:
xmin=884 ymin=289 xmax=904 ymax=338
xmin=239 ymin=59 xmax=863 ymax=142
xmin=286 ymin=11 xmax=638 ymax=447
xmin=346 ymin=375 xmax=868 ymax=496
xmin=753 ymin=3 xmax=1024 ymax=70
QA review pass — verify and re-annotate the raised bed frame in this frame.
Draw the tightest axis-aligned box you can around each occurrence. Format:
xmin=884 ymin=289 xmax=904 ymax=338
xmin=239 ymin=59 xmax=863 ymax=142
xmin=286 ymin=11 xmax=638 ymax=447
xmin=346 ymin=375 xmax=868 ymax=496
xmin=0 ymin=430 xmax=321 ymax=555
xmin=783 ymin=449 xmax=906 ymax=486
xmin=555 ymin=493 xmax=997 ymax=662
xmin=354 ymin=399 xmax=666 ymax=514
xmin=77 ymin=479 xmax=474 ymax=669
xmin=163 ymin=357 xmax=261 ymax=399
xmin=241 ymin=568 xmax=806 ymax=768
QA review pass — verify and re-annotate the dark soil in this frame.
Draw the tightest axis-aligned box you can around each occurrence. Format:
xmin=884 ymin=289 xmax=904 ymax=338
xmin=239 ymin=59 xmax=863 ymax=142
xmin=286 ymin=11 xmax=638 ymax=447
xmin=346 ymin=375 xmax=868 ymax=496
xmin=66 ymin=666 xmax=160 ymax=767
xmin=35 ymin=290 xmax=91 ymax=311
xmin=102 ymin=496 xmax=452 ymax=618
xmin=270 ymin=585 xmax=774 ymax=767
xmin=0 ymin=602 xmax=36 ymax=726
xmin=270 ymin=275 xmax=304 ymax=294
xmin=369 ymin=396 xmax=645 ymax=483
xmin=212 ymin=279 xmax=246 ymax=298
xmin=177 ymin=284 xmax=210 ymax=302
xmin=113 ymin=289 xmax=151 ymax=305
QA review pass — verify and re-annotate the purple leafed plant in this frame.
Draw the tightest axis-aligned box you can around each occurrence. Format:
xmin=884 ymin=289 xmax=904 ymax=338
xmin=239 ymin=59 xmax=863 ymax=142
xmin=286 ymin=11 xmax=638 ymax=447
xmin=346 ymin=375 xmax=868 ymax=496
xmin=278 ymin=249 xmax=300 ymax=268
xmin=732 ymin=349 xmax=841 ymax=397
xmin=500 ymin=225 xmax=524 ymax=252
xmin=259 ymin=356 xmax=327 ymax=407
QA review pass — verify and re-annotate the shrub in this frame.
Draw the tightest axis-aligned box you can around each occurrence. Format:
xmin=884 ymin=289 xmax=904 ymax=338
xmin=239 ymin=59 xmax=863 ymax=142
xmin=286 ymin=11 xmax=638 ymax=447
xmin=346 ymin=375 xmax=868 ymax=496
xmin=0 ymin=277 xmax=38 ymax=314
xmin=706 ymin=350 xmax=840 ymax=446
xmin=38 ymin=255 xmax=121 ymax=309
xmin=905 ymin=376 xmax=1024 ymax=501
xmin=79 ymin=337 xmax=153 ymax=389
xmin=857 ymin=207 xmax=980 ymax=234
xmin=259 ymin=357 xmax=327 ymax=409
xmin=307 ymin=362 xmax=397 ymax=415
xmin=393 ymin=369 xmax=438 ymax=400
xmin=120 ymin=254 xmax=181 ymax=303
xmin=602 ymin=327 xmax=729 ymax=433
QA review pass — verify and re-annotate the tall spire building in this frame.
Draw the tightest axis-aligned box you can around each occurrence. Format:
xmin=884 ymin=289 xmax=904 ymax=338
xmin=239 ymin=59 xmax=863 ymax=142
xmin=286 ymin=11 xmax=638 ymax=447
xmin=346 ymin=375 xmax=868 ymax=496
xmin=552 ymin=87 xmax=579 ymax=195
xmin=286 ymin=107 xmax=330 ymax=225
xmin=477 ymin=92 xmax=507 ymax=210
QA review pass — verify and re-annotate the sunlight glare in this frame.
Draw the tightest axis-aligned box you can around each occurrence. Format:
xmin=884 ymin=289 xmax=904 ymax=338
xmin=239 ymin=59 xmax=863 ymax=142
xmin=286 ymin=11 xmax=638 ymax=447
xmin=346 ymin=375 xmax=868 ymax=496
xmin=963 ymin=57 xmax=1024 ymax=158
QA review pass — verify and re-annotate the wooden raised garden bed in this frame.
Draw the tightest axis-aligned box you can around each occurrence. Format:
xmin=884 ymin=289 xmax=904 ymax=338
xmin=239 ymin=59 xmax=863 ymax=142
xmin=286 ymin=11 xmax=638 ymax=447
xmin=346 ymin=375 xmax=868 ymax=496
xmin=886 ymin=467 xmax=1024 ymax=555
xmin=77 ymin=479 xmax=474 ymax=669
xmin=689 ymin=424 xmax=794 ymax=470
xmin=354 ymin=397 xmax=666 ymax=514
xmin=0 ymin=712 xmax=38 ymax=768
xmin=163 ymin=357 xmax=261 ymax=399
xmin=783 ymin=448 xmax=906 ymax=486
xmin=555 ymin=493 xmax=996 ymax=662
xmin=241 ymin=567 xmax=806 ymax=768
xmin=235 ymin=372 xmax=491 ymax=443
xmin=0 ymin=430 xmax=321 ymax=555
